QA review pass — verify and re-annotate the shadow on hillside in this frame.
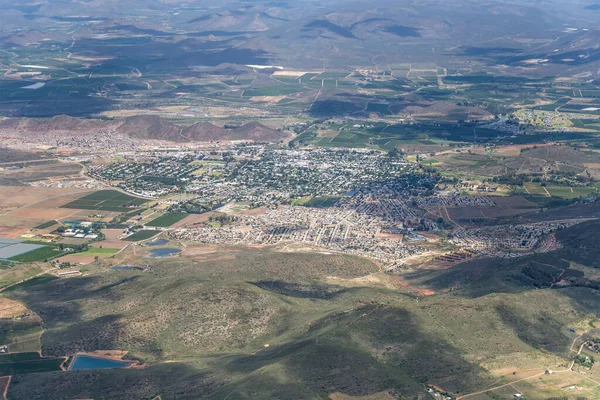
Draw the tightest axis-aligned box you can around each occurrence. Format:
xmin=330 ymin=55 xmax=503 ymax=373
xmin=8 ymin=362 xmax=218 ymax=400
xmin=215 ymin=304 xmax=494 ymax=397
xmin=4 ymin=274 xmax=158 ymax=359
xmin=249 ymin=280 xmax=350 ymax=300
xmin=403 ymin=253 xmax=570 ymax=298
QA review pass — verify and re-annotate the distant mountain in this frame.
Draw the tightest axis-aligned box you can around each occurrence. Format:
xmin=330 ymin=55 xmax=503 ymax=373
xmin=182 ymin=121 xmax=226 ymax=141
xmin=0 ymin=115 xmax=118 ymax=132
xmin=115 ymin=115 xmax=182 ymax=141
xmin=0 ymin=115 xmax=288 ymax=143
xmin=302 ymin=20 xmax=356 ymax=39
xmin=183 ymin=121 xmax=288 ymax=142
xmin=225 ymin=121 xmax=288 ymax=142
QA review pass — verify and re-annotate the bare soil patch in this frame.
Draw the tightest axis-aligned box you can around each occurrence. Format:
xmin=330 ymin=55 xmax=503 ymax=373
xmin=56 ymin=254 xmax=97 ymax=265
xmin=0 ymin=297 xmax=28 ymax=318
xmin=93 ymin=241 xmax=128 ymax=250
xmin=183 ymin=244 xmax=219 ymax=256
xmin=101 ymin=229 xmax=126 ymax=241
xmin=0 ymin=186 xmax=87 ymax=208
xmin=495 ymin=143 xmax=553 ymax=157
xmin=169 ymin=214 xmax=208 ymax=229
xmin=172 ymin=212 xmax=222 ymax=227
xmin=237 ymin=206 xmax=269 ymax=217
xmin=10 ymin=207 xmax=76 ymax=220
xmin=0 ymin=163 xmax=82 ymax=183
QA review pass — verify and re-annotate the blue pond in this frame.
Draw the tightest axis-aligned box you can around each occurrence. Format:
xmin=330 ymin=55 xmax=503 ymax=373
xmin=148 ymin=247 xmax=182 ymax=258
xmin=69 ymin=355 xmax=133 ymax=370
xmin=148 ymin=239 xmax=169 ymax=247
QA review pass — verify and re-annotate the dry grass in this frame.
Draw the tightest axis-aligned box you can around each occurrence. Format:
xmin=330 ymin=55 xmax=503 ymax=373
xmin=0 ymin=297 xmax=28 ymax=318
xmin=0 ymin=264 xmax=44 ymax=290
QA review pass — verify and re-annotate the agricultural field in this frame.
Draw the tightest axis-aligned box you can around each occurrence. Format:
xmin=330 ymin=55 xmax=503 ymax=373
xmin=524 ymin=182 xmax=549 ymax=196
xmin=61 ymin=190 xmax=148 ymax=212
xmin=523 ymin=183 xmax=597 ymax=199
xmin=0 ymin=352 xmax=64 ymax=376
xmin=146 ymin=212 xmax=188 ymax=228
xmin=32 ymin=221 xmax=58 ymax=230
xmin=8 ymin=245 xmax=63 ymax=263
xmin=0 ymin=264 xmax=44 ymax=290
xmin=122 ymin=230 xmax=160 ymax=242
xmin=546 ymin=186 xmax=597 ymax=199
xmin=77 ymin=247 xmax=120 ymax=257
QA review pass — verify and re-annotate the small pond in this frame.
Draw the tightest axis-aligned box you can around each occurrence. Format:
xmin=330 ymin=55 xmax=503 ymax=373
xmin=69 ymin=355 xmax=133 ymax=370
xmin=148 ymin=247 xmax=182 ymax=258
xmin=147 ymin=239 xmax=169 ymax=247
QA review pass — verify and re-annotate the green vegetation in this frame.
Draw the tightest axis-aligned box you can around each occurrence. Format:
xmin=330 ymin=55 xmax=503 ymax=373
xmin=78 ymin=247 xmax=120 ymax=256
xmin=0 ymin=320 xmax=42 ymax=346
xmin=9 ymin=246 xmax=62 ymax=263
xmin=122 ymin=230 xmax=160 ymax=242
xmin=298 ymin=196 xmax=341 ymax=208
xmin=0 ymin=352 xmax=63 ymax=375
xmin=575 ymin=354 xmax=595 ymax=368
xmin=546 ymin=186 xmax=596 ymax=199
xmin=33 ymin=220 xmax=58 ymax=230
xmin=146 ymin=212 xmax=188 ymax=227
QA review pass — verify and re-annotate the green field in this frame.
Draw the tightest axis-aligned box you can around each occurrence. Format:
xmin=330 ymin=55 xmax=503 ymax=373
xmin=0 ymin=352 xmax=63 ymax=375
xmin=546 ymin=186 xmax=596 ymax=199
xmin=33 ymin=220 xmax=58 ymax=230
xmin=79 ymin=247 xmax=120 ymax=256
xmin=61 ymin=190 xmax=147 ymax=212
xmin=0 ymin=319 xmax=42 ymax=346
xmin=121 ymin=230 xmax=160 ymax=242
xmin=9 ymin=246 xmax=63 ymax=263
xmin=298 ymin=196 xmax=341 ymax=208
xmin=523 ymin=182 xmax=549 ymax=196
xmin=146 ymin=212 xmax=188 ymax=227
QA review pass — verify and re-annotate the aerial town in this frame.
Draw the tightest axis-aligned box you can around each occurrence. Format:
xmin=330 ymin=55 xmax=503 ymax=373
xmin=3 ymin=0 xmax=600 ymax=398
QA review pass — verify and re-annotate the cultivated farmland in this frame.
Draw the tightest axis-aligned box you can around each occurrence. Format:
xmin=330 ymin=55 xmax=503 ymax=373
xmin=61 ymin=190 xmax=147 ymax=212
xmin=146 ymin=212 xmax=188 ymax=228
